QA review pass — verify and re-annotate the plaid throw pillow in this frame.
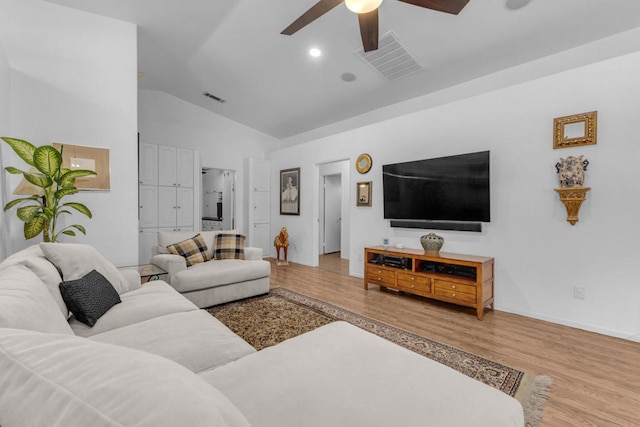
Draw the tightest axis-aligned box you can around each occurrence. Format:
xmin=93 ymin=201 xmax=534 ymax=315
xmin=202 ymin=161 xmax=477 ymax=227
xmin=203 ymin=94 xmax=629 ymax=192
xmin=167 ymin=234 xmax=211 ymax=267
xmin=213 ymin=233 xmax=246 ymax=260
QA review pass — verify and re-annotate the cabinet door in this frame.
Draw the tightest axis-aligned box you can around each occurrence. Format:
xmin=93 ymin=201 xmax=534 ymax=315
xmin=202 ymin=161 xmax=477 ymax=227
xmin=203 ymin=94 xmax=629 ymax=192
xmin=252 ymin=223 xmax=271 ymax=258
xmin=138 ymin=228 xmax=158 ymax=264
xmin=252 ymin=159 xmax=270 ymax=192
xmin=158 ymin=145 xmax=177 ymax=187
xmin=139 ymin=185 xmax=158 ymax=228
xmin=176 ymin=148 xmax=194 ymax=188
xmin=253 ymin=191 xmax=270 ymax=223
xmin=158 ymin=186 xmax=177 ymax=228
xmin=176 ymin=187 xmax=194 ymax=227
xmin=139 ymin=143 xmax=158 ymax=185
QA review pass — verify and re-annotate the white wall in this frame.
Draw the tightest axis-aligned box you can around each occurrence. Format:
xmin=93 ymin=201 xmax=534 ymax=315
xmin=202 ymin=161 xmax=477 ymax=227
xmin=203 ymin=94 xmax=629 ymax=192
xmin=267 ymin=48 xmax=640 ymax=340
xmin=138 ymin=89 xmax=279 ymax=235
xmin=0 ymin=0 xmax=139 ymax=265
xmin=0 ymin=39 xmax=10 ymax=261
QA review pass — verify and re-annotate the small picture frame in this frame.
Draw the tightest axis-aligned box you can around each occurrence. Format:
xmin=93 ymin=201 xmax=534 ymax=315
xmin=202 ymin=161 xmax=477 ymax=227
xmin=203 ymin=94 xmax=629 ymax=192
xmin=280 ymin=167 xmax=300 ymax=215
xmin=553 ymin=111 xmax=597 ymax=149
xmin=357 ymin=181 xmax=372 ymax=207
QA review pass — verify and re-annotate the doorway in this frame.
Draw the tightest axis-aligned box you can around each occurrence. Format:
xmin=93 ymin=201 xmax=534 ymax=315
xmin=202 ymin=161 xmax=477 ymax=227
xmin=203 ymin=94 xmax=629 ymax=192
xmin=317 ymin=160 xmax=350 ymax=275
xmin=322 ymin=174 xmax=341 ymax=254
xmin=201 ymin=168 xmax=235 ymax=231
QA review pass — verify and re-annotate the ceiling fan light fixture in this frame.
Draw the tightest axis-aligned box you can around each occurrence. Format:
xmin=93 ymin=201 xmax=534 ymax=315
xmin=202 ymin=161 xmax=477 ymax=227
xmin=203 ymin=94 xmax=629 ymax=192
xmin=345 ymin=0 xmax=382 ymax=14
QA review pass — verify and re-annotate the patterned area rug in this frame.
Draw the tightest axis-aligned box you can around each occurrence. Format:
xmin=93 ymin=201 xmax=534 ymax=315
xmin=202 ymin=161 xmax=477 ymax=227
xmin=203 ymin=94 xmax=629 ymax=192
xmin=207 ymin=287 xmax=551 ymax=427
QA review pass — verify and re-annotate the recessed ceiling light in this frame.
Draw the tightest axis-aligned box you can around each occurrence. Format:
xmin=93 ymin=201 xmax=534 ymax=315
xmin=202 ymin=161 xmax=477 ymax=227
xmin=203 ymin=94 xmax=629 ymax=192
xmin=504 ymin=0 xmax=531 ymax=10
xmin=341 ymin=72 xmax=356 ymax=82
xmin=309 ymin=48 xmax=322 ymax=58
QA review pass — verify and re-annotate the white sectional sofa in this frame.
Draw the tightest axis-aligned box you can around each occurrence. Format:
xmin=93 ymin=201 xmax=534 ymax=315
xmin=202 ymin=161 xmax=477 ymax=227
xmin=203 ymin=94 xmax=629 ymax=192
xmin=151 ymin=230 xmax=270 ymax=308
xmin=0 ymin=243 xmax=524 ymax=427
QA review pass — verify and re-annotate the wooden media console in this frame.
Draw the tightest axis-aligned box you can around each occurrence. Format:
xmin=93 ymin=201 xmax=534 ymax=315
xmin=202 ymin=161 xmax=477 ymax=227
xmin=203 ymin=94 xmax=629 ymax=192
xmin=364 ymin=246 xmax=494 ymax=320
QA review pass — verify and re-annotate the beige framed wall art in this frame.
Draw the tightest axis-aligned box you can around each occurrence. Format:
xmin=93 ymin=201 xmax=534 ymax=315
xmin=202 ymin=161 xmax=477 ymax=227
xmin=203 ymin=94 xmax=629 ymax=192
xmin=52 ymin=143 xmax=110 ymax=190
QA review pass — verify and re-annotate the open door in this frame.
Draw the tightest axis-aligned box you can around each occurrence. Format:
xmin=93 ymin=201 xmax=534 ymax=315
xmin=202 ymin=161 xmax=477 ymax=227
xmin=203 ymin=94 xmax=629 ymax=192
xmin=323 ymin=174 xmax=341 ymax=254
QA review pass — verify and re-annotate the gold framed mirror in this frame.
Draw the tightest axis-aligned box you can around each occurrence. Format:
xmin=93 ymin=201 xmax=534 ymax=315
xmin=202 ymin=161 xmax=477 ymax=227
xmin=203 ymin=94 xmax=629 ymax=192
xmin=553 ymin=111 xmax=597 ymax=149
xmin=356 ymin=153 xmax=372 ymax=174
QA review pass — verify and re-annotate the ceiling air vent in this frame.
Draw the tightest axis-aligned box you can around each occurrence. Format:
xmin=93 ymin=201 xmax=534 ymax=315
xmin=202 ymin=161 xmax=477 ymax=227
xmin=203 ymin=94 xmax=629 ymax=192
xmin=355 ymin=31 xmax=424 ymax=81
xmin=203 ymin=92 xmax=226 ymax=103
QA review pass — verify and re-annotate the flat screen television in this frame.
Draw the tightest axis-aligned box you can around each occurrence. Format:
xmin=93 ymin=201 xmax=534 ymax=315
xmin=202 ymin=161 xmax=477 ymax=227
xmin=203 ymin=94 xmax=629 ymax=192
xmin=382 ymin=151 xmax=490 ymax=226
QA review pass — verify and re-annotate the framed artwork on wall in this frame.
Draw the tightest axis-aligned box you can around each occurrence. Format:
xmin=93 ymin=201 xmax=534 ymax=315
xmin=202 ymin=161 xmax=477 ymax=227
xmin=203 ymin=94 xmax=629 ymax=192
xmin=553 ymin=111 xmax=597 ymax=149
xmin=280 ymin=167 xmax=300 ymax=215
xmin=52 ymin=143 xmax=110 ymax=190
xmin=357 ymin=181 xmax=372 ymax=206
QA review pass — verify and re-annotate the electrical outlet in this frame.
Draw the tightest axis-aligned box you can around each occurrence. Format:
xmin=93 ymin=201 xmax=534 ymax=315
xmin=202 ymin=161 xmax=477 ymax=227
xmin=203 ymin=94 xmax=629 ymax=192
xmin=573 ymin=286 xmax=585 ymax=300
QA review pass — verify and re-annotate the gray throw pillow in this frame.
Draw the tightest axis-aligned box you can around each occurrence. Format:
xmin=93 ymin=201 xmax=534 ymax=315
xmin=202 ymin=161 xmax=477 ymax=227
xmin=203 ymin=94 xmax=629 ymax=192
xmin=59 ymin=270 xmax=121 ymax=327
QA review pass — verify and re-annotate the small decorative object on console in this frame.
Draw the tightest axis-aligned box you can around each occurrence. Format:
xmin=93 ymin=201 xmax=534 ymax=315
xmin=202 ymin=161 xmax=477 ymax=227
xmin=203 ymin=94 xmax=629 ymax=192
xmin=555 ymin=155 xmax=591 ymax=225
xmin=420 ymin=233 xmax=444 ymax=254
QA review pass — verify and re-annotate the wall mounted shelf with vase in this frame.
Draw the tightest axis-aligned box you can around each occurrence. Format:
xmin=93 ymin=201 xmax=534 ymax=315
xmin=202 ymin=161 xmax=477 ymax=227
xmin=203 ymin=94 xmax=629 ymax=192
xmin=555 ymin=155 xmax=590 ymax=225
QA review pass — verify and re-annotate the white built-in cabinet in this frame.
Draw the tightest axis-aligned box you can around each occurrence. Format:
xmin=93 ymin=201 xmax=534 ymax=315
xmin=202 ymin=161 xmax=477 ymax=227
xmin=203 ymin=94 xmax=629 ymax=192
xmin=252 ymin=191 xmax=270 ymax=223
xmin=158 ymin=146 xmax=194 ymax=188
xmin=244 ymin=158 xmax=271 ymax=258
xmin=138 ymin=185 xmax=158 ymax=228
xmin=158 ymin=186 xmax=194 ymax=228
xmin=138 ymin=142 xmax=198 ymax=264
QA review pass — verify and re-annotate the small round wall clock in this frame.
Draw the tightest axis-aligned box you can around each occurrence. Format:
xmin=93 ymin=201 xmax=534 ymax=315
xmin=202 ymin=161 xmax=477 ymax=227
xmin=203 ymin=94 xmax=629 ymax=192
xmin=356 ymin=153 xmax=372 ymax=174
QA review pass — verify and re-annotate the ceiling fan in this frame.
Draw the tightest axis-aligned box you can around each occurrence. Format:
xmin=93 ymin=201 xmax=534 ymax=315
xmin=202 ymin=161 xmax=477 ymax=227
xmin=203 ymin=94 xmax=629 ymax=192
xmin=281 ymin=0 xmax=470 ymax=52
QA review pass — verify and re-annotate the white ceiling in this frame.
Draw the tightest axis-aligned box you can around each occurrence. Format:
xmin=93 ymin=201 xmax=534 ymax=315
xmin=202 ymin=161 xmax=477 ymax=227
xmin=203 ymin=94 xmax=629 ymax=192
xmin=45 ymin=0 xmax=640 ymax=141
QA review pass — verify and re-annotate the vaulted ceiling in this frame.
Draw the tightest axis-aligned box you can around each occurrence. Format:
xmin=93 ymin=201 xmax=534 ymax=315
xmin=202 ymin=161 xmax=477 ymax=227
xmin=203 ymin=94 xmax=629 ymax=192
xmin=45 ymin=0 xmax=640 ymax=141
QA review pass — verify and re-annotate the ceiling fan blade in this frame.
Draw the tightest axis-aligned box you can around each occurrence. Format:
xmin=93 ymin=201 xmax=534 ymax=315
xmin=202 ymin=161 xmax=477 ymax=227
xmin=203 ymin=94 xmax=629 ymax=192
xmin=358 ymin=9 xmax=379 ymax=52
xmin=281 ymin=0 xmax=345 ymax=35
xmin=397 ymin=0 xmax=470 ymax=15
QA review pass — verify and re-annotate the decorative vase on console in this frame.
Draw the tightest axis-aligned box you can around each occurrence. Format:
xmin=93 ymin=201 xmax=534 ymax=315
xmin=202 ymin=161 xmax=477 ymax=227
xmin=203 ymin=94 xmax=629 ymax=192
xmin=420 ymin=233 xmax=444 ymax=254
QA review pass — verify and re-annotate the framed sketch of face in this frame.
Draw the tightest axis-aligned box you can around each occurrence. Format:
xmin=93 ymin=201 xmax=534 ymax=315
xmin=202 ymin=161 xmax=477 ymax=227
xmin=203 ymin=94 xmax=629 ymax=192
xmin=280 ymin=167 xmax=300 ymax=215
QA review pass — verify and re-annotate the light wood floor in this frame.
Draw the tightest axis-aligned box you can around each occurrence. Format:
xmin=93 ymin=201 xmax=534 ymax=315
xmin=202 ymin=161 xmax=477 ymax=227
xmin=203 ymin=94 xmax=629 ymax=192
xmin=318 ymin=252 xmax=349 ymax=275
xmin=268 ymin=259 xmax=640 ymax=427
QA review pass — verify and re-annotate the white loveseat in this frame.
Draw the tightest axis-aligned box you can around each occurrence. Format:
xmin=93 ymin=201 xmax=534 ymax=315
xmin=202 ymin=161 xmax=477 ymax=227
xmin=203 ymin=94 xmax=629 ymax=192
xmin=0 ymin=243 xmax=524 ymax=427
xmin=151 ymin=230 xmax=271 ymax=308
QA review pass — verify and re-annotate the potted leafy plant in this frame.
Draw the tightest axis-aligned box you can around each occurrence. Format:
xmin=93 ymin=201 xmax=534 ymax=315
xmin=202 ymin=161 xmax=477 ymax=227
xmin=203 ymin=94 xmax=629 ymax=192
xmin=2 ymin=137 xmax=96 ymax=242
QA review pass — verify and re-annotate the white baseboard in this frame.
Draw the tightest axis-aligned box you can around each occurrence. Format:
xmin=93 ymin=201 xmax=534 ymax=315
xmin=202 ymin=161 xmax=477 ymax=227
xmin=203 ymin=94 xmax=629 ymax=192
xmin=498 ymin=305 xmax=638 ymax=341
xmin=628 ymin=334 xmax=640 ymax=343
